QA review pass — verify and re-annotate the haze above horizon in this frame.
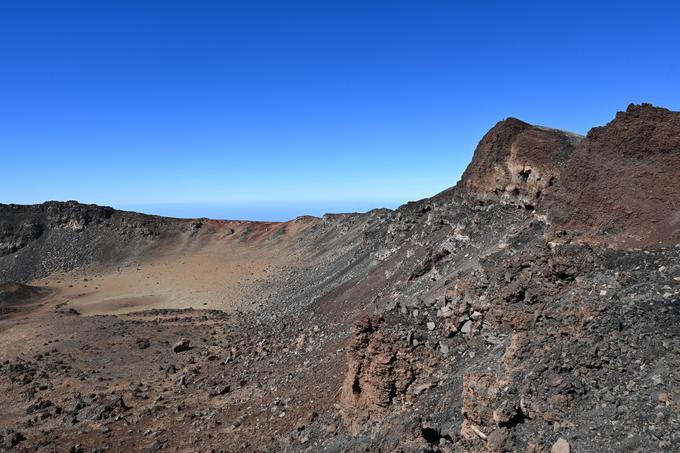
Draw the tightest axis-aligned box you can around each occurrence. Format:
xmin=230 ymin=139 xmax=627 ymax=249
xmin=1 ymin=1 xmax=679 ymax=220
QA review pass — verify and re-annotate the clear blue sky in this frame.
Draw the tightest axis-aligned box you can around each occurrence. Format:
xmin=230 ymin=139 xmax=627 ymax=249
xmin=1 ymin=1 xmax=679 ymax=220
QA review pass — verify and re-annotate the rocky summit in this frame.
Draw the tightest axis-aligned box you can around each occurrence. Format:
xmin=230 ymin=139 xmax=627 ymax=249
xmin=0 ymin=104 xmax=679 ymax=452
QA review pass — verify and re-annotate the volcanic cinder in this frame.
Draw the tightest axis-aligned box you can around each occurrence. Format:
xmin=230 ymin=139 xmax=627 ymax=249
xmin=0 ymin=104 xmax=679 ymax=453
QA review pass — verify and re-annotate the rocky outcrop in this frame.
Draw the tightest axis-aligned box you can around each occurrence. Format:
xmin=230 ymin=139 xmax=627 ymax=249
xmin=457 ymin=118 xmax=582 ymax=208
xmin=0 ymin=201 xmax=194 ymax=282
xmin=340 ymin=316 xmax=415 ymax=432
xmin=0 ymin=202 xmax=116 ymax=258
xmin=547 ymin=104 xmax=680 ymax=248
xmin=458 ymin=104 xmax=680 ymax=248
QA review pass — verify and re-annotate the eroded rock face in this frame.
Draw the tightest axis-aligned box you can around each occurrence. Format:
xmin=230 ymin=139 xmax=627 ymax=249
xmin=0 ymin=201 xmax=194 ymax=282
xmin=340 ymin=316 xmax=414 ymax=432
xmin=457 ymin=118 xmax=582 ymax=208
xmin=547 ymin=103 xmax=680 ymax=248
xmin=458 ymin=103 xmax=680 ymax=249
xmin=0 ymin=222 xmax=43 ymax=256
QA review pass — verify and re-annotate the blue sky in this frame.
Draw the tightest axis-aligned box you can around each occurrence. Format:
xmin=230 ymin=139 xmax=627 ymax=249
xmin=1 ymin=1 xmax=679 ymax=220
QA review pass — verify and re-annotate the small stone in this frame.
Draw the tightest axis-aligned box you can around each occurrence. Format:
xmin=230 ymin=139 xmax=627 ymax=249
xmin=325 ymin=423 xmax=338 ymax=435
xmin=210 ymin=385 xmax=231 ymax=396
xmin=413 ymin=382 xmax=433 ymax=396
xmin=439 ymin=305 xmax=453 ymax=318
xmin=427 ymin=322 xmax=436 ymax=331
xmin=172 ymin=339 xmax=191 ymax=353
xmin=551 ymin=438 xmax=570 ymax=453
xmin=233 ymin=415 xmax=245 ymax=428
xmin=527 ymin=441 xmax=544 ymax=453
xmin=549 ymin=374 xmax=563 ymax=387
xmin=486 ymin=428 xmax=510 ymax=453
xmin=460 ymin=320 xmax=472 ymax=334
xmin=446 ymin=324 xmax=459 ymax=337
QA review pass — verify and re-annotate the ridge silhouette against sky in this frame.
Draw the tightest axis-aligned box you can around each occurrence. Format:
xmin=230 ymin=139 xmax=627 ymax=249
xmin=1 ymin=1 xmax=679 ymax=220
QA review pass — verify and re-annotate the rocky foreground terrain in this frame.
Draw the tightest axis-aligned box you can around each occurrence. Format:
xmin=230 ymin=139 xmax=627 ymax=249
xmin=0 ymin=104 xmax=679 ymax=452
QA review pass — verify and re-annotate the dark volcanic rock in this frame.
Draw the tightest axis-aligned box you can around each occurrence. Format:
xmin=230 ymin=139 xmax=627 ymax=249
xmin=172 ymin=339 xmax=191 ymax=353
xmin=0 ymin=201 xmax=191 ymax=282
xmin=0 ymin=429 xmax=26 ymax=449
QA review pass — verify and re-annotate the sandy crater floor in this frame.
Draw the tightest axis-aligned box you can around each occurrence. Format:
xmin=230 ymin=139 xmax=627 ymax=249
xmin=32 ymin=223 xmax=303 ymax=316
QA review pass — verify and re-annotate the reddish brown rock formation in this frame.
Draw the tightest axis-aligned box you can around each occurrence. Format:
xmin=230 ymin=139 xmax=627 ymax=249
xmin=547 ymin=103 xmax=680 ymax=248
xmin=458 ymin=118 xmax=582 ymax=208
xmin=340 ymin=316 xmax=414 ymax=432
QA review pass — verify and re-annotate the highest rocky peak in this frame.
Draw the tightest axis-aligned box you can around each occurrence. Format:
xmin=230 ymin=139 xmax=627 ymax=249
xmin=456 ymin=103 xmax=680 ymax=249
xmin=457 ymin=116 xmax=583 ymax=209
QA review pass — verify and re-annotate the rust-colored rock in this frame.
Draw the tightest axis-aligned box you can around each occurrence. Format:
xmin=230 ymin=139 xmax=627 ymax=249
xmin=547 ymin=103 xmax=680 ymax=248
xmin=340 ymin=316 xmax=414 ymax=432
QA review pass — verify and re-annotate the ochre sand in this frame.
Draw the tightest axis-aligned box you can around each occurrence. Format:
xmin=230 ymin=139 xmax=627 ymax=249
xmin=32 ymin=219 xmax=312 ymax=315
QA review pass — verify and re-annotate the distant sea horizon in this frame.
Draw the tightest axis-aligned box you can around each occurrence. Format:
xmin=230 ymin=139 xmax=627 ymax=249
xmin=114 ymin=201 xmax=403 ymax=222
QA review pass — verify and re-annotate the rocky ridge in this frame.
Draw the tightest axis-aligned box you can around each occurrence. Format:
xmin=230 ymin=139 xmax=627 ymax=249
xmin=0 ymin=104 xmax=678 ymax=452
